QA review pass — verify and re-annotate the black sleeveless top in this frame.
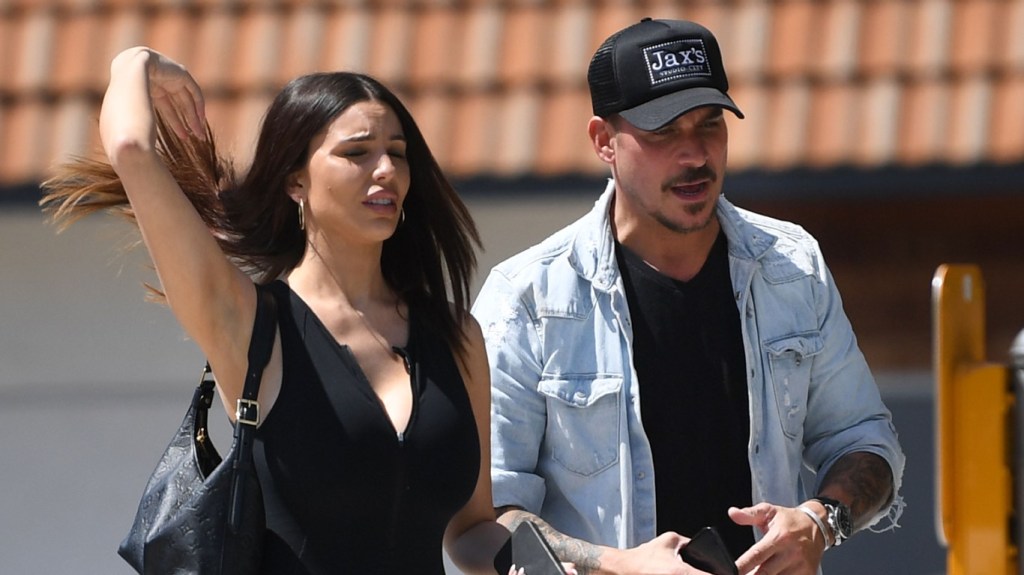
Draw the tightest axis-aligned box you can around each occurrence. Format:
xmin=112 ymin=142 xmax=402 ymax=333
xmin=254 ymin=281 xmax=480 ymax=574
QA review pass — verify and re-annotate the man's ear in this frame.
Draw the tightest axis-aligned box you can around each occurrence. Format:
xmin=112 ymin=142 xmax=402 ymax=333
xmin=588 ymin=116 xmax=615 ymax=164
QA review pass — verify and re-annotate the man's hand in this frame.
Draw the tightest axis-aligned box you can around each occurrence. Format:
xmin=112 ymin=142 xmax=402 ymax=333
xmin=729 ymin=503 xmax=825 ymax=575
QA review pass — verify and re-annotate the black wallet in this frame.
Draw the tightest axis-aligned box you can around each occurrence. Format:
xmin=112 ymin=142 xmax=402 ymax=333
xmin=679 ymin=526 xmax=738 ymax=575
xmin=507 ymin=521 xmax=565 ymax=575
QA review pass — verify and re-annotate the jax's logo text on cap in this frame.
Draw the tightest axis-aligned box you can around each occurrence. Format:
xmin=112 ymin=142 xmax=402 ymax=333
xmin=643 ymin=39 xmax=711 ymax=85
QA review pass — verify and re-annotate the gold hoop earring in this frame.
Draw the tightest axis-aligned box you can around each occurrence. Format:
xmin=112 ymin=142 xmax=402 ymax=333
xmin=298 ymin=198 xmax=305 ymax=230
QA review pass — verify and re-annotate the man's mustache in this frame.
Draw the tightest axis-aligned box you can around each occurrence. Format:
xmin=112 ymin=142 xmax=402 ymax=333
xmin=664 ymin=166 xmax=717 ymax=189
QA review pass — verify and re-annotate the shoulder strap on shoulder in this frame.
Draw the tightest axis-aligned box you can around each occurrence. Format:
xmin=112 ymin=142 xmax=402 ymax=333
xmin=240 ymin=284 xmax=278 ymax=408
xmin=227 ymin=283 xmax=277 ymax=531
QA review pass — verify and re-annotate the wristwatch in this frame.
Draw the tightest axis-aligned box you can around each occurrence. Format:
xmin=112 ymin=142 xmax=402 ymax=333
xmin=812 ymin=497 xmax=853 ymax=547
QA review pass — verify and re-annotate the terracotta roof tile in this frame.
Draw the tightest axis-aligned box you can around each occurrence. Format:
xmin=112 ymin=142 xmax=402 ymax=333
xmin=143 ymin=6 xmax=196 ymax=66
xmin=906 ymin=0 xmax=953 ymax=78
xmin=365 ymin=4 xmax=414 ymax=87
xmin=189 ymin=8 xmax=239 ymax=89
xmin=768 ymin=79 xmax=814 ymax=169
xmin=3 ymin=0 xmax=1024 ymax=186
xmin=231 ymin=6 xmax=285 ymax=90
xmin=407 ymin=4 xmax=460 ymax=89
xmin=588 ymin=3 xmax=644 ymax=59
xmin=100 ymin=8 xmax=148 ymax=69
xmin=456 ymin=3 xmax=501 ymax=88
xmin=494 ymin=86 xmax=542 ymax=175
xmin=996 ymin=0 xmax=1024 ymax=71
xmin=545 ymin=3 xmax=593 ymax=83
xmin=898 ymin=76 xmax=948 ymax=164
xmin=276 ymin=4 xmax=329 ymax=83
xmin=811 ymin=0 xmax=861 ymax=81
xmin=855 ymin=76 xmax=901 ymax=166
xmin=0 ymin=11 xmax=17 ymax=95
xmin=766 ymin=0 xmax=816 ymax=79
xmin=945 ymin=73 xmax=992 ymax=163
xmin=858 ymin=0 xmax=910 ymax=77
xmin=949 ymin=0 xmax=1000 ymax=75
xmin=723 ymin=80 xmax=766 ymax=170
xmin=727 ymin=0 xmax=770 ymax=82
xmin=50 ymin=95 xmax=100 ymax=166
xmin=988 ymin=73 xmax=1024 ymax=161
xmin=49 ymin=10 xmax=104 ymax=94
xmin=448 ymin=89 xmax=498 ymax=175
xmin=806 ymin=81 xmax=858 ymax=166
xmin=319 ymin=5 xmax=372 ymax=74
xmin=405 ymin=88 xmax=455 ymax=166
xmin=680 ymin=2 xmax=730 ymax=35
xmin=0 ymin=99 xmax=47 ymax=183
xmin=498 ymin=4 xmax=549 ymax=88
xmin=10 ymin=8 xmax=57 ymax=94
xmin=534 ymin=86 xmax=598 ymax=176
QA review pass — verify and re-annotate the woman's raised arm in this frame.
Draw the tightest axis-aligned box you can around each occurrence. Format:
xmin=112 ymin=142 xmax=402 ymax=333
xmin=99 ymin=47 xmax=260 ymax=410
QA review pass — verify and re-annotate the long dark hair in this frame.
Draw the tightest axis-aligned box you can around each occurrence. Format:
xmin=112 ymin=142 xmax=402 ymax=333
xmin=42 ymin=72 xmax=481 ymax=353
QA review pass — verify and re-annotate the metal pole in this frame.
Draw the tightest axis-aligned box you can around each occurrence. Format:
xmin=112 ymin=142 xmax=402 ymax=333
xmin=1011 ymin=328 xmax=1024 ymax=575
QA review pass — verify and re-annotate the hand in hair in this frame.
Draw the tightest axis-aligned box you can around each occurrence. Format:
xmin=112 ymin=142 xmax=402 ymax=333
xmin=133 ymin=47 xmax=206 ymax=141
xmin=101 ymin=47 xmax=208 ymax=164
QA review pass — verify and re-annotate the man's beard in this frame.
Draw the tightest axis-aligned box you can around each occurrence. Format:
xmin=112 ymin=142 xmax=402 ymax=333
xmin=653 ymin=201 xmax=715 ymax=235
xmin=656 ymin=165 xmax=718 ymax=234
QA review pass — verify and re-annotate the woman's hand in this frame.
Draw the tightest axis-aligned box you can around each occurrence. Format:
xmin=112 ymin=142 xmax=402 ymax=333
xmin=140 ymin=49 xmax=207 ymax=141
xmin=102 ymin=47 xmax=206 ymax=159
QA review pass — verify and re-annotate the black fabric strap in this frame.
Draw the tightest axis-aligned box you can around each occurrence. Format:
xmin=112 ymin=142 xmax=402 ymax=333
xmin=228 ymin=284 xmax=278 ymax=531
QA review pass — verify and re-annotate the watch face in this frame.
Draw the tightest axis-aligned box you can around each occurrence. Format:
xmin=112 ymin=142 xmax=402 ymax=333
xmin=834 ymin=504 xmax=853 ymax=537
xmin=814 ymin=497 xmax=853 ymax=543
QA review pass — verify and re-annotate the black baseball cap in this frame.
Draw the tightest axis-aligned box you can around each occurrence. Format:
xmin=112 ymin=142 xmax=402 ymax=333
xmin=588 ymin=18 xmax=744 ymax=130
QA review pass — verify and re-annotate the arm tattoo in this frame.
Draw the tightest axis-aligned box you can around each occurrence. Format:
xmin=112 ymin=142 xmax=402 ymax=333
xmin=818 ymin=451 xmax=894 ymax=530
xmin=497 ymin=507 xmax=604 ymax=574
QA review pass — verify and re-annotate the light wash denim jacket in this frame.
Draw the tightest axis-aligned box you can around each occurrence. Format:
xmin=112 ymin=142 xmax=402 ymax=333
xmin=472 ymin=181 xmax=905 ymax=549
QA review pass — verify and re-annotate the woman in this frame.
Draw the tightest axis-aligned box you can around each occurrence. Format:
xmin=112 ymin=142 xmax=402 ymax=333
xmin=42 ymin=47 xmax=512 ymax=574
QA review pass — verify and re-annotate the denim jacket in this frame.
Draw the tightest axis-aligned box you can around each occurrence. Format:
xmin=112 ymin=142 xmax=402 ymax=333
xmin=472 ymin=180 xmax=905 ymax=549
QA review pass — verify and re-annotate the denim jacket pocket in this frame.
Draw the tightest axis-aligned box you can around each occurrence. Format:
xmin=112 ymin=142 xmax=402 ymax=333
xmin=537 ymin=376 xmax=622 ymax=476
xmin=764 ymin=332 xmax=823 ymax=438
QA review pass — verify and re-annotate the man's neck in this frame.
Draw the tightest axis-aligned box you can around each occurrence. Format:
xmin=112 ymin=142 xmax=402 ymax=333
xmin=614 ymin=216 xmax=721 ymax=283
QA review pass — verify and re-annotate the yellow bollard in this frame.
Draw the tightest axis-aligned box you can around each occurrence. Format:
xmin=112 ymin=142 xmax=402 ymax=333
xmin=932 ymin=264 xmax=1015 ymax=575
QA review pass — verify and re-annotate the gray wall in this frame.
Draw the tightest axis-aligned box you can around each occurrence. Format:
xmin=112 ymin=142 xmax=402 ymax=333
xmin=0 ymin=197 xmax=942 ymax=574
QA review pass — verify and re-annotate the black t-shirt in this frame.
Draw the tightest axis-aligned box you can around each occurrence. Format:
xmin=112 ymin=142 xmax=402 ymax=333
xmin=616 ymin=231 xmax=755 ymax=559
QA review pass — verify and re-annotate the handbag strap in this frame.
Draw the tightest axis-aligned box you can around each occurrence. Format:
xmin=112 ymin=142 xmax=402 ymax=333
xmin=228 ymin=283 xmax=277 ymax=531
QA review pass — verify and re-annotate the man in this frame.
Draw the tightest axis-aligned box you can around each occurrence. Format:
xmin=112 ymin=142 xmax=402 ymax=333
xmin=472 ymin=18 xmax=905 ymax=575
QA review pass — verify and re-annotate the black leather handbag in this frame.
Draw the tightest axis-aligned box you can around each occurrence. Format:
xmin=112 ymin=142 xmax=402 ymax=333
xmin=118 ymin=286 xmax=277 ymax=574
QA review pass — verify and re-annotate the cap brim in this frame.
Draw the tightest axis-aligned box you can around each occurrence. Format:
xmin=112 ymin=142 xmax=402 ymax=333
xmin=619 ymin=87 xmax=744 ymax=130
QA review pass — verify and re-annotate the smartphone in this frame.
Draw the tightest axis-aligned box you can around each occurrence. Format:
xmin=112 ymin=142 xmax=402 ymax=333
xmin=511 ymin=521 xmax=566 ymax=575
xmin=679 ymin=526 xmax=738 ymax=575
